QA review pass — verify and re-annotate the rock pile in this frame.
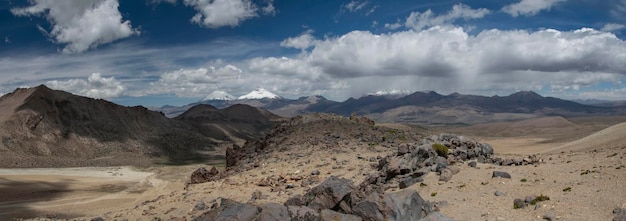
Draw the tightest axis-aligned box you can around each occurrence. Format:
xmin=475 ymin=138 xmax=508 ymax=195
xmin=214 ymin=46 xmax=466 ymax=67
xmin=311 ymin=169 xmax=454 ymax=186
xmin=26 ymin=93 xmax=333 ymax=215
xmin=195 ymin=176 xmax=449 ymax=221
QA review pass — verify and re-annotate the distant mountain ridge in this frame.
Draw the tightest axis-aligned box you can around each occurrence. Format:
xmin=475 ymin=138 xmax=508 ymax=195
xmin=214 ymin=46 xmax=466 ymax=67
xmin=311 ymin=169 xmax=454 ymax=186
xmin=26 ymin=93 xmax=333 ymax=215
xmin=155 ymin=90 xmax=625 ymax=125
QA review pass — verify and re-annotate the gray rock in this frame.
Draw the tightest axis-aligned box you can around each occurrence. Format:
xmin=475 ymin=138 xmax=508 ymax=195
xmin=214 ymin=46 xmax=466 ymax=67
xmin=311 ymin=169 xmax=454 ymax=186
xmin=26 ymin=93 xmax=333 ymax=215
xmin=525 ymin=196 xmax=536 ymax=204
xmin=353 ymin=200 xmax=384 ymax=221
xmin=398 ymin=144 xmax=410 ymax=156
xmin=303 ymin=176 xmax=354 ymax=211
xmin=481 ymin=143 xmax=494 ymax=156
xmin=542 ymin=211 xmax=556 ymax=221
xmin=439 ymin=169 xmax=453 ymax=182
xmin=311 ymin=170 xmax=321 ymax=175
xmin=513 ymin=199 xmax=526 ymax=209
xmin=447 ymin=166 xmax=460 ymax=174
xmin=494 ymin=191 xmax=505 ymax=196
xmin=383 ymin=189 xmax=432 ymax=220
xmin=418 ymin=212 xmax=455 ymax=221
xmin=492 ymin=171 xmax=512 ymax=179
xmin=258 ymin=203 xmax=290 ymax=221
xmin=284 ymin=194 xmax=303 ymax=206
xmin=196 ymin=198 xmax=259 ymax=221
xmin=434 ymin=157 xmax=448 ymax=173
xmin=399 ymin=176 xmax=424 ymax=189
xmin=195 ymin=201 xmax=206 ymax=210
xmin=320 ymin=209 xmax=362 ymax=221
xmin=613 ymin=207 xmax=626 ymax=221
xmin=287 ymin=206 xmax=320 ymax=221
xmin=468 ymin=161 xmax=477 ymax=168
xmin=91 ymin=217 xmax=105 ymax=221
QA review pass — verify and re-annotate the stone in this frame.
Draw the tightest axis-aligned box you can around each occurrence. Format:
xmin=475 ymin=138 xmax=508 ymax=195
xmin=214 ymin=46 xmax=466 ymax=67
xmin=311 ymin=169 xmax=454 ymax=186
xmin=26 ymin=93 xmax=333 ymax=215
xmin=418 ymin=212 xmax=455 ymax=221
xmin=287 ymin=206 xmax=320 ymax=220
xmin=311 ymin=170 xmax=321 ymax=175
xmin=513 ymin=199 xmax=526 ymax=209
xmin=447 ymin=166 xmax=460 ymax=174
xmin=196 ymin=198 xmax=258 ymax=221
xmin=194 ymin=201 xmax=206 ymax=210
xmin=91 ymin=217 xmax=105 ymax=221
xmin=258 ymin=203 xmax=290 ymax=221
xmin=284 ymin=195 xmax=303 ymax=206
xmin=525 ymin=196 xmax=536 ymax=204
xmin=353 ymin=200 xmax=384 ymax=221
xmin=189 ymin=167 xmax=221 ymax=184
xmin=383 ymin=189 xmax=432 ymax=220
xmin=320 ymin=209 xmax=362 ymax=221
xmin=399 ymin=176 xmax=424 ymax=189
xmin=542 ymin=211 xmax=556 ymax=221
xmin=494 ymin=191 xmax=505 ymax=196
xmin=613 ymin=207 xmax=626 ymax=221
xmin=439 ymin=169 xmax=453 ymax=182
xmin=250 ymin=190 xmax=263 ymax=202
xmin=434 ymin=157 xmax=448 ymax=173
xmin=468 ymin=161 xmax=477 ymax=168
xmin=398 ymin=144 xmax=410 ymax=156
xmin=492 ymin=171 xmax=512 ymax=179
xmin=303 ymin=176 xmax=354 ymax=211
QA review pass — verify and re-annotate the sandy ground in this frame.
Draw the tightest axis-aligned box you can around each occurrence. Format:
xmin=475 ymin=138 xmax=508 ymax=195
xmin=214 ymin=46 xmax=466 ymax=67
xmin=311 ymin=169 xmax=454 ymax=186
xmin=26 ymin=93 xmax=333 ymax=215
xmin=1 ymin=118 xmax=626 ymax=220
xmin=0 ymin=167 xmax=160 ymax=220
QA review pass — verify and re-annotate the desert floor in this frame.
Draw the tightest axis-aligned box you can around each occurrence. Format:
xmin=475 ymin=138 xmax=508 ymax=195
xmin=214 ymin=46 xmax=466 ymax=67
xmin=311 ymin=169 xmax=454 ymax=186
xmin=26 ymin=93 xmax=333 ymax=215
xmin=1 ymin=116 xmax=625 ymax=221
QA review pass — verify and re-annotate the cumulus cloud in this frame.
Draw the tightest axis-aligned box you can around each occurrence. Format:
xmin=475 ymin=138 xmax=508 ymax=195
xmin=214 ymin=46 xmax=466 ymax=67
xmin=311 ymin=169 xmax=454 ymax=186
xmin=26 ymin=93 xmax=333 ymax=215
xmin=146 ymin=65 xmax=243 ymax=97
xmin=280 ymin=30 xmax=319 ymax=50
xmin=392 ymin=4 xmax=489 ymax=30
xmin=183 ymin=0 xmax=274 ymax=28
xmin=46 ymin=73 xmax=126 ymax=99
xmin=502 ymin=0 xmax=566 ymax=17
xmin=11 ymin=0 xmax=139 ymax=54
xmin=601 ymin=23 xmax=625 ymax=32
xmin=255 ymin=26 xmax=626 ymax=98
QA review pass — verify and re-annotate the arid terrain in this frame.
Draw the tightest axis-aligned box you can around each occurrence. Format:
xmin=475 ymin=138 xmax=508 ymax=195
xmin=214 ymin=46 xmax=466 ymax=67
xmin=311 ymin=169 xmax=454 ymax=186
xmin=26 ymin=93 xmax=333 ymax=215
xmin=1 ymin=113 xmax=625 ymax=221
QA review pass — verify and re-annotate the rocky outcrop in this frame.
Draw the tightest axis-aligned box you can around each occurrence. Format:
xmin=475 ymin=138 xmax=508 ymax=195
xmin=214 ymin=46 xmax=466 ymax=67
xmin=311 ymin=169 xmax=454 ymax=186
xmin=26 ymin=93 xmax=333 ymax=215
xmin=195 ymin=176 xmax=444 ymax=221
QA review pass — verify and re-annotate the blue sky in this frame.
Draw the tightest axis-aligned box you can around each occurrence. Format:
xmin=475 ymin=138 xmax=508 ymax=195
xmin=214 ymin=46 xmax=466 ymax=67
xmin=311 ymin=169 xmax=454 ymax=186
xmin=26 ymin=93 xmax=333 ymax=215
xmin=1 ymin=0 xmax=625 ymax=106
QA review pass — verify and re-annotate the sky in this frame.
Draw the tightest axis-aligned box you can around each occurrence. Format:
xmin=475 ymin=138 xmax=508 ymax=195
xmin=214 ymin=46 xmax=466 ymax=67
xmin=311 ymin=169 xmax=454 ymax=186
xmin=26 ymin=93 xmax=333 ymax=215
xmin=1 ymin=0 xmax=626 ymax=107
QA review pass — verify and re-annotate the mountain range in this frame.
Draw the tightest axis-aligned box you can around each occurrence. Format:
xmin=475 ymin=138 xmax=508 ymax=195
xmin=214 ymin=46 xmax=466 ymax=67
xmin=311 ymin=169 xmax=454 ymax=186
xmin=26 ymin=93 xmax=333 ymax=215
xmin=0 ymin=85 xmax=281 ymax=167
xmin=154 ymin=89 xmax=626 ymax=125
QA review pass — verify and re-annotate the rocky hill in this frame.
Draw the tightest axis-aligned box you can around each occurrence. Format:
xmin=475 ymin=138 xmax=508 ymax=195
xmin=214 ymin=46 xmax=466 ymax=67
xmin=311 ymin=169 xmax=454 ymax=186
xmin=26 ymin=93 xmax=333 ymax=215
xmin=0 ymin=86 xmax=278 ymax=167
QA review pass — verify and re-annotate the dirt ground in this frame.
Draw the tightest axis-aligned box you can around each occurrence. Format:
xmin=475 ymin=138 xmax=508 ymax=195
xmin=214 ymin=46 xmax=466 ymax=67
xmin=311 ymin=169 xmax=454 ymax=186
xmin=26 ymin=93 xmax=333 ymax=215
xmin=1 ymin=117 xmax=626 ymax=220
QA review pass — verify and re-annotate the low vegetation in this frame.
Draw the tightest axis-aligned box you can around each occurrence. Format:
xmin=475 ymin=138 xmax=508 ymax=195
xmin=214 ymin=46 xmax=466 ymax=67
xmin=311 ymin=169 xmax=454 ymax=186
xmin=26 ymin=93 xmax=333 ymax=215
xmin=432 ymin=143 xmax=449 ymax=157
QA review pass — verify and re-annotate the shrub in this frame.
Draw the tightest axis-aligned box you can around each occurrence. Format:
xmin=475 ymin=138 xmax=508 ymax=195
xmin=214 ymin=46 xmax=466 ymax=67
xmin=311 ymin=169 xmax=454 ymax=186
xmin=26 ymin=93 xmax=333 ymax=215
xmin=432 ymin=143 xmax=449 ymax=157
xmin=530 ymin=194 xmax=550 ymax=205
xmin=520 ymin=178 xmax=527 ymax=182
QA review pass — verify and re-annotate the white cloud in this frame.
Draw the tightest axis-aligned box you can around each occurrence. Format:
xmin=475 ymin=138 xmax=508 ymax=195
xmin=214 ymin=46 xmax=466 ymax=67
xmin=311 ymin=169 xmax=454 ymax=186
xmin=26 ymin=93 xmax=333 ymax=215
xmin=46 ymin=73 xmax=126 ymax=99
xmin=145 ymin=65 xmax=243 ymax=97
xmin=261 ymin=0 xmax=276 ymax=16
xmin=384 ymin=23 xmax=402 ymax=30
xmin=601 ymin=23 xmax=625 ymax=32
xmin=345 ymin=1 xmax=369 ymax=12
xmin=404 ymin=4 xmax=490 ymax=30
xmin=502 ymin=0 xmax=566 ymax=17
xmin=279 ymin=30 xmax=319 ymax=50
xmin=255 ymin=26 xmax=626 ymax=99
xmin=11 ymin=0 xmax=139 ymax=54
xmin=184 ymin=0 xmax=262 ymax=28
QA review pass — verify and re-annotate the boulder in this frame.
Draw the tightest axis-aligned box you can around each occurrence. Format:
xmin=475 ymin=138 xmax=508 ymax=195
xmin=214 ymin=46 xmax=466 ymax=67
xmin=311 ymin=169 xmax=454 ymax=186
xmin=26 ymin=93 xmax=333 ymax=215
xmin=439 ymin=169 xmax=453 ymax=182
xmin=303 ymin=176 xmax=354 ymax=211
xmin=258 ymin=203 xmax=290 ymax=221
xmin=492 ymin=171 xmax=512 ymax=179
xmin=195 ymin=198 xmax=258 ymax=221
xmin=353 ymin=200 xmax=384 ymax=221
xmin=189 ymin=167 xmax=221 ymax=184
xmin=383 ymin=189 xmax=432 ymax=220
xmin=468 ymin=161 xmax=477 ymax=168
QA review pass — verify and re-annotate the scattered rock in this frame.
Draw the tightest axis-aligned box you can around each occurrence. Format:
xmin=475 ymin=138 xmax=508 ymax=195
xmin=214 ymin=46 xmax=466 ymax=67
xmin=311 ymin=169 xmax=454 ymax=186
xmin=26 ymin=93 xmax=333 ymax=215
xmin=543 ymin=211 xmax=556 ymax=221
xmin=302 ymin=176 xmax=353 ymax=211
xmin=614 ymin=207 xmax=626 ymax=221
xmin=513 ymin=199 xmax=526 ymax=209
xmin=311 ymin=170 xmax=321 ymax=176
xmin=495 ymin=191 xmax=506 ymax=196
xmin=468 ymin=161 xmax=477 ymax=168
xmin=384 ymin=189 xmax=432 ymax=220
xmin=439 ymin=168 xmax=453 ymax=182
xmin=194 ymin=201 xmax=206 ymax=210
xmin=188 ymin=167 xmax=221 ymax=185
xmin=320 ymin=209 xmax=362 ymax=221
xmin=492 ymin=171 xmax=512 ymax=179
xmin=258 ymin=203 xmax=290 ymax=221
xmin=91 ymin=217 xmax=105 ymax=221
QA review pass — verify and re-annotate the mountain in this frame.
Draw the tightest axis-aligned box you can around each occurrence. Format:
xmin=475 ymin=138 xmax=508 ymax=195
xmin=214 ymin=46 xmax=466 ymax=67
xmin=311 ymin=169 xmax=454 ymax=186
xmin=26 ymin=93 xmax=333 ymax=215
xmin=0 ymin=85 xmax=281 ymax=167
xmin=174 ymin=104 xmax=284 ymax=142
xmin=238 ymin=88 xmax=281 ymax=100
xmin=202 ymin=90 xmax=236 ymax=101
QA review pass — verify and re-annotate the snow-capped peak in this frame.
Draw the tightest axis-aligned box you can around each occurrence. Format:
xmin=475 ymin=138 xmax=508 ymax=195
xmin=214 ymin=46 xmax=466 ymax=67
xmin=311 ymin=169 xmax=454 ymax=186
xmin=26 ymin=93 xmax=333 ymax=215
xmin=238 ymin=88 xmax=281 ymax=100
xmin=202 ymin=90 xmax=236 ymax=101
xmin=367 ymin=89 xmax=412 ymax=96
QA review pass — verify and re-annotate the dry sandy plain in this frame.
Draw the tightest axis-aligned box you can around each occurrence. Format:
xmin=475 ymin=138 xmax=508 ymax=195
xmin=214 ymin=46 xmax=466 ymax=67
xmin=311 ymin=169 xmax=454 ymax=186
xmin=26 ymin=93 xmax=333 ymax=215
xmin=1 ymin=116 xmax=625 ymax=220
